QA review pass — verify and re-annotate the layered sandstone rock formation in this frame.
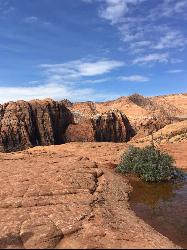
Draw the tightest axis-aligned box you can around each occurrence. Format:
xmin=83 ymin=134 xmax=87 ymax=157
xmin=0 ymin=100 xmax=134 ymax=152
xmin=69 ymin=93 xmax=187 ymax=140
xmin=0 ymin=99 xmax=73 ymax=152
xmin=0 ymin=93 xmax=186 ymax=152
xmin=65 ymin=110 xmax=134 ymax=143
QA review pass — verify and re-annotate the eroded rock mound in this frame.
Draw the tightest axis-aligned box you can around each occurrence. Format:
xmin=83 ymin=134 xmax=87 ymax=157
xmin=0 ymin=99 xmax=73 ymax=152
xmin=65 ymin=112 xmax=95 ymax=142
xmin=0 ymin=99 xmax=134 ymax=152
xmin=65 ymin=110 xmax=135 ymax=143
xmin=93 ymin=110 xmax=134 ymax=142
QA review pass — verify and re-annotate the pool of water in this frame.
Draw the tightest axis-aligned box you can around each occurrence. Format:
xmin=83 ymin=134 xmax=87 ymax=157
xmin=129 ymin=173 xmax=187 ymax=248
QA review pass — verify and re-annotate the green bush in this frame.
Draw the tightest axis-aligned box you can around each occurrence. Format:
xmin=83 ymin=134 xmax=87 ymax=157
xmin=117 ymin=145 xmax=184 ymax=182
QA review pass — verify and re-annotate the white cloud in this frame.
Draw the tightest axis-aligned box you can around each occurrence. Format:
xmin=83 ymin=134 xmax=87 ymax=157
xmin=167 ymin=69 xmax=185 ymax=74
xmin=0 ymin=58 xmax=124 ymax=104
xmin=120 ymin=75 xmax=149 ymax=82
xmin=0 ymin=1 xmax=15 ymax=15
xmin=131 ymin=40 xmax=152 ymax=48
xmin=170 ymin=58 xmax=184 ymax=64
xmin=119 ymin=22 xmax=143 ymax=42
xmin=24 ymin=16 xmax=39 ymax=24
xmin=82 ymin=78 xmax=110 ymax=84
xmin=99 ymin=0 xmax=128 ymax=24
xmin=78 ymin=60 xmax=124 ymax=76
xmin=162 ymin=0 xmax=187 ymax=16
xmin=133 ymin=53 xmax=169 ymax=64
xmin=99 ymin=0 xmax=146 ymax=24
xmin=24 ymin=16 xmax=51 ymax=26
xmin=40 ymin=59 xmax=124 ymax=83
xmin=91 ymin=0 xmax=187 ymax=66
xmin=154 ymin=31 xmax=187 ymax=50
xmin=82 ymin=0 xmax=93 ymax=3
xmin=0 ymin=83 xmax=118 ymax=104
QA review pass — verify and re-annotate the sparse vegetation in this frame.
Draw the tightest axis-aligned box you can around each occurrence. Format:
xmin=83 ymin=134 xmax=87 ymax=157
xmin=117 ymin=145 xmax=184 ymax=182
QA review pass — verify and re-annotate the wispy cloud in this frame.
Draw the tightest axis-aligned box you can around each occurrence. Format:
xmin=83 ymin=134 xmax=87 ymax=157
xmin=133 ymin=53 xmax=169 ymax=65
xmin=167 ymin=69 xmax=185 ymax=74
xmin=24 ymin=16 xmax=39 ymax=24
xmin=98 ymin=0 xmax=147 ymax=24
xmin=99 ymin=0 xmax=128 ymax=24
xmin=40 ymin=59 xmax=124 ymax=83
xmin=153 ymin=31 xmax=187 ymax=50
xmin=82 ymin=78 xmax=110 ymax=84
xmin=84 ymin=0 xmax=187 ymax=65
xmin=0 ymin=83 xmax=120 ymax=104
xmin=0 ymin=83 xmax=105 ymax=103
xmin=152 ymin=0 xmax=187 ymax=18
xmin=24 ymin=16 xmax=51 ymax=26
xmin=120 ymin=75 xmax=150 ymax=82
xmin=0 ymin=0 xmax=15 ymax=15
xmin=0 ymin=58 xmax=124 ymax=103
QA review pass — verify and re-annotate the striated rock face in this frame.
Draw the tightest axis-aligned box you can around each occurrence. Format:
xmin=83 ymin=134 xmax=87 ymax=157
xmin=65 ymin=110 xmax=135 ymax=143
xmin=0 ymin=100 xmax=134 ymax=152
xmin=0 ymin=99 xmax=73 ymax=152
xmin=92 ymin=110 xmax=134 ymax=142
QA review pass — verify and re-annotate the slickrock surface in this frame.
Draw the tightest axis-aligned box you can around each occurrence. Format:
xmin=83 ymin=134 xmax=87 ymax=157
xmin=154 ymin=93 xmax=187 ymax=118
xmin=133 ymin=120 xmax=187 ymax=144
xmin=0 ymin=142 xmax=184 ymax=249
xmin=160 ymin=142 xmax=187 ymax=170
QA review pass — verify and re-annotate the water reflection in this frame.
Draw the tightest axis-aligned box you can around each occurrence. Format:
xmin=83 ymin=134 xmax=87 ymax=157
xmin=129 ymin=174 xmax=187 ymax=248
xmin=129 ymin=177 xmax=185 ymax=208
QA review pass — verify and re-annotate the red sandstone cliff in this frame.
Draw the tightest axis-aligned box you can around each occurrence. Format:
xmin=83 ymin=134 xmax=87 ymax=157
xmin=0 ymin=99 xmax=73 ymax=152
xmin=65 ymin=110 xmax=134 ymax=143
xmin=0 ymin=99 xmax=134 ymax=152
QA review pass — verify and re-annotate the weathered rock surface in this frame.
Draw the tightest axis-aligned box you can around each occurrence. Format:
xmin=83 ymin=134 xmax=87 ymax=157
xmin=0 ymin=100 xmax=134 ymax=152
xmin=92 ymin=110 xmax=134 ymax=142
xmin=0 ymin=142 xmax=181 ymax=249
xmin=1 ymin=93 xmax=187 ymax=152
xmin=65 ymin=113 xmax=95 ymax=142
xmin=65 ymin=110 xmax=134 ymax=143
xmin=69 ymin=93 xmax=187 ymax=139
xmin=0 ymin=99 xmax=73 ymax=152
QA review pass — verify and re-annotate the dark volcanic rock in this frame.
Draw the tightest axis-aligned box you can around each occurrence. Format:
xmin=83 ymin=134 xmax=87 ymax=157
xmin=0 ymin=99 xmax=73 ymax=152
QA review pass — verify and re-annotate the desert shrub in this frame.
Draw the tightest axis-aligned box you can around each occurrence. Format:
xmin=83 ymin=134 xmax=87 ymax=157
xmin=117 ymin=145 xmax=183 ymax=182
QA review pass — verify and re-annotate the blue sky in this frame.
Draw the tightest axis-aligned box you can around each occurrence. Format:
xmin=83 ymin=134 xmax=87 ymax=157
xmin=0 ymin=0 xmax=187 ymax=103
